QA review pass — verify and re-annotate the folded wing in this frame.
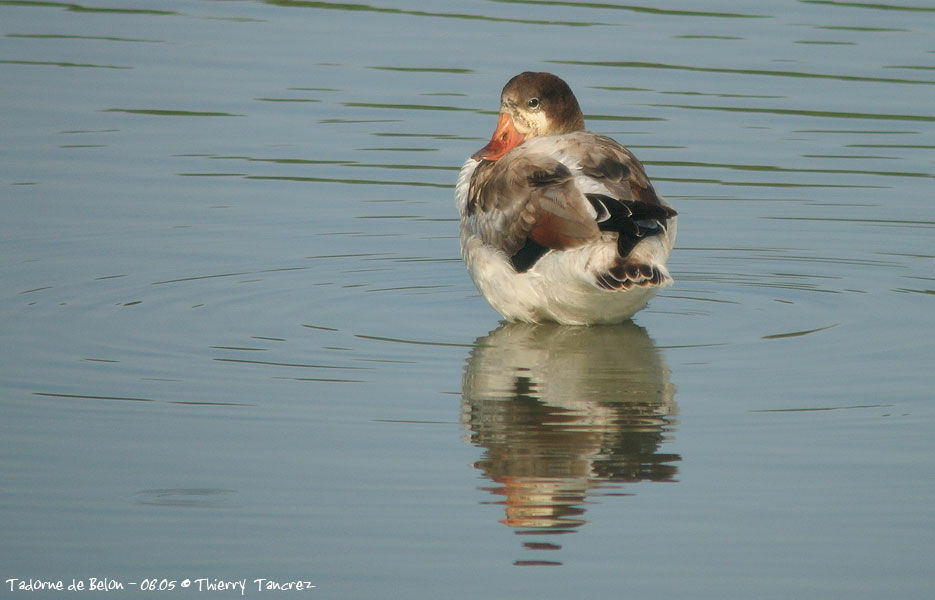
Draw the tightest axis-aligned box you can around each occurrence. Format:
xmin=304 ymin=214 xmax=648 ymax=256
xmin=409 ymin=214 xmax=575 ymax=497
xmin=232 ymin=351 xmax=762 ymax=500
xmin=462 ymin=132 xmax=676 ymax=276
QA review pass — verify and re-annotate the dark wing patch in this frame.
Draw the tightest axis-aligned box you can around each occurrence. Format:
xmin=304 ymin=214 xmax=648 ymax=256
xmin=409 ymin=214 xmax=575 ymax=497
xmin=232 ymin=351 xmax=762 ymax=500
xmin=509 ymin=238 xmax=549 ymax=273
xmin=586 ymin=193 xmax=677 ymax=256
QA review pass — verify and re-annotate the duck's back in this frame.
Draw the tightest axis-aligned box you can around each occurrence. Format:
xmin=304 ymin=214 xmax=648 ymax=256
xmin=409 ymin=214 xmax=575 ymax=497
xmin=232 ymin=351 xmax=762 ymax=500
xmin=456 ymin=131 xmax=677 ymax=325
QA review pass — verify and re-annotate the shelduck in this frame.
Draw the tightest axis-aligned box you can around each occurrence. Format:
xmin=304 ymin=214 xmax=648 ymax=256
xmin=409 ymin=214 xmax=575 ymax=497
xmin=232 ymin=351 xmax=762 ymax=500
xmin=456 ymin=72 xmax=677 ymax=325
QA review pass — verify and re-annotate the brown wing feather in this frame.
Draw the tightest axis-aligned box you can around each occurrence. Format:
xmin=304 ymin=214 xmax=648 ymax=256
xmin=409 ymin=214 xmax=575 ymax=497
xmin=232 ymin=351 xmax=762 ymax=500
xmin=466 ymin=152 xmax=601 ymax=256
xmin=576 ymin=134 xmax=666 ymax=208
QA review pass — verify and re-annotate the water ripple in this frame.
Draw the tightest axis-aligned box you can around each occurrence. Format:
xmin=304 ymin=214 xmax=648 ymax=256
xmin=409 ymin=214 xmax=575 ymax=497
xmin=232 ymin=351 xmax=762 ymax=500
xmin=0 ymin=59 xmax=130 ymax=69
xmin=487 ymin=0 xmax=765 ymax=18
xmin=650 ymin=103 xmax=935 ymax=122
xmin=801 ymin=0 xmax=935 ymax=12
xmin=551 ymin=60 xmax=935 ymax=85
xmin=264 ymin=0 xmax=601 ymax=26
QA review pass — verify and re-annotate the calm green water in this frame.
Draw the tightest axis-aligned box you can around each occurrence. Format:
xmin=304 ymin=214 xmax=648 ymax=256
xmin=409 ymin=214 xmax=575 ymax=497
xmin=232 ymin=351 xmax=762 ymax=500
xmin=1 ymin=1 xmax=933 ymax=598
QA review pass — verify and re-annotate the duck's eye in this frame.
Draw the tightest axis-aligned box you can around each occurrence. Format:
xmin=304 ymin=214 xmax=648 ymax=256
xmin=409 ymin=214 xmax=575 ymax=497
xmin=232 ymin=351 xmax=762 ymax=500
xmin=527 ymin=97 xmax=540 ymax=110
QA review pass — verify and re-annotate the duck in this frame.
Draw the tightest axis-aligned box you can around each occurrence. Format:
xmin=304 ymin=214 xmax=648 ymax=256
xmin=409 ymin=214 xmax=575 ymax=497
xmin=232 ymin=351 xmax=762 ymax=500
xmin=456 ymin=71 xmax=678 ymax=325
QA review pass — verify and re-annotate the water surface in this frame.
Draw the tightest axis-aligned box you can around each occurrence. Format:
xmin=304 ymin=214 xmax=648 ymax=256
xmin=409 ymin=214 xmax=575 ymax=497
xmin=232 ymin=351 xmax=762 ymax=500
xmin=1 ymin=1 xmax=933 ymax=598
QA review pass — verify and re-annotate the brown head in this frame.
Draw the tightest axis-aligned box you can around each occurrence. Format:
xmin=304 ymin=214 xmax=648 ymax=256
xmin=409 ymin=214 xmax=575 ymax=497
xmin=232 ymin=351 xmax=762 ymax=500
xmin=472 ymin=72 xmax=586 ymax=161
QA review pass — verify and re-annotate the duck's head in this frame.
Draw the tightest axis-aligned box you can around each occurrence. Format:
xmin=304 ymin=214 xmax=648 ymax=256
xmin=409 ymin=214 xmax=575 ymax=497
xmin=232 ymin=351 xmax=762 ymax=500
xmin=472 ymin=72 xmax=585 ymax=161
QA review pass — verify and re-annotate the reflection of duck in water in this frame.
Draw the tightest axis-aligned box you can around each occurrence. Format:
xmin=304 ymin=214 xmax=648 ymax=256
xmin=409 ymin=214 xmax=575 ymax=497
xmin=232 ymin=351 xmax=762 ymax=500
xmin=461 ymin=322 xmax=679 ymax=565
